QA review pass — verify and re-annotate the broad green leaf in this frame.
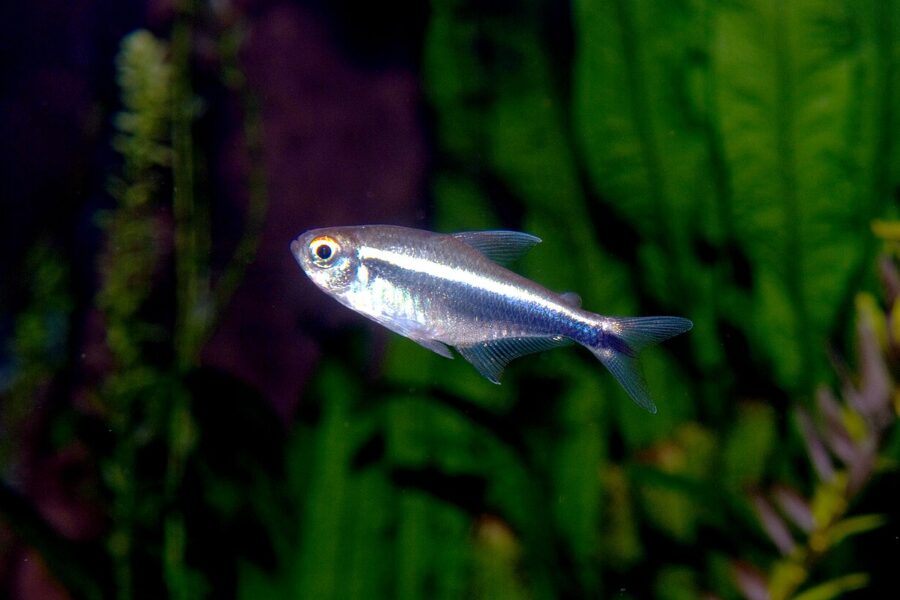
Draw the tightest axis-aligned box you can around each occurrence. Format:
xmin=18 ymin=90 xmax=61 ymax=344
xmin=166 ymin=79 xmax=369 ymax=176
xmin=470 ymin=517 xmax=529 ymax=600
xmin=289 ymin=364 xmax=358 ymax=598
xmin=722 ymin=402 xmax=776 ymax=489
xmin=791 ymin=573 xmax=869 ymax=600
xmin=634 ymin=424 xmax=717 ymax=543
xmin=654 ymin=565 xmax=703 ymax=600
xmin=572 ymin=0 xmax=721 ymax=378
xmin=548 ymin=367 xmax=606 ymax=591
xmin=573 ymin=0 xmax=899 ymax=395
xmin=599 ymin=465 xmax=644 ymax=570
xmin=827 ymin=514 xmax=887 ymax=547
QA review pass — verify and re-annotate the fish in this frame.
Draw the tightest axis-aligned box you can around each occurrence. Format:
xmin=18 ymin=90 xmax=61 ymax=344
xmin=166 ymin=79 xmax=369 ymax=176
xmin=290 ymin=225 xmax=692 ymax=413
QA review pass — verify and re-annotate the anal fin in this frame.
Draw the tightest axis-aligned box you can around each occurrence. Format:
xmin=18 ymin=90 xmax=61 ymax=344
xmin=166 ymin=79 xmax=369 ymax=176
xmin=456 ymin=336 xmax=571 ymax=383
xmin=372 ymin=315 xmax=454 ymax=359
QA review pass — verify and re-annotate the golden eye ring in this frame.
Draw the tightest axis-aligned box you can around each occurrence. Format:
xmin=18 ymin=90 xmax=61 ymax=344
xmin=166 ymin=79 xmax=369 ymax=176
xmin=309 ymin=236 xmax=340 ymax=266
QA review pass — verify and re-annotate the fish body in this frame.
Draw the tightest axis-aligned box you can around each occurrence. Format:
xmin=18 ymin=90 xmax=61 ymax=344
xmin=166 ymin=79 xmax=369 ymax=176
xmin=291 ymin=225 xmax=692 ymax=413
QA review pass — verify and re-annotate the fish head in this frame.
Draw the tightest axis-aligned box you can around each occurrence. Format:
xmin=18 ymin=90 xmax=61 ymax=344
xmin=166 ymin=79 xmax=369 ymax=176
xmin=290 ymin=227 xmax=361 ymax=296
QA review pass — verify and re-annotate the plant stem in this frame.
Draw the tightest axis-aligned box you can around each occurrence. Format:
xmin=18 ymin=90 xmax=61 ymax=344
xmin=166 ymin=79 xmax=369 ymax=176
xmin=167 ymin=2 xmax=202 ymax=597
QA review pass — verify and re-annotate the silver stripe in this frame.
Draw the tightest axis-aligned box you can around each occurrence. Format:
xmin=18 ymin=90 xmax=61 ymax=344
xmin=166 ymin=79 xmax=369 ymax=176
xmin=358 ymin=246 xmax=579 ymax=318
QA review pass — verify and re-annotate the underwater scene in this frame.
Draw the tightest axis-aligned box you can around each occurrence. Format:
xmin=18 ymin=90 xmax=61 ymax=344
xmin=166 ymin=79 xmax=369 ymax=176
xmin=2 ymin=1 xmax=900 ymax=598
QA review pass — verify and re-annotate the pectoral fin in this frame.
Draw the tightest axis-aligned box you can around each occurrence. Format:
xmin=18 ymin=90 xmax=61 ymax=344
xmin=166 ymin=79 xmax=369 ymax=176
xmin=412 ymin=338 xmax=454 ymax=359
xmin=372 ymin=316 xmax=454 ymax=358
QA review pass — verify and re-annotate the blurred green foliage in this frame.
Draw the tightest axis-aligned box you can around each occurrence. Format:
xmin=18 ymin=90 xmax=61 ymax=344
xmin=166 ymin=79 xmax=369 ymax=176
xmin=99 ymin=29 xmax=195 ymax=600
xmin=240 ymin=2 xmax=900 ymax=599
xmin=1 ymin=244 xmax=72 ymax=469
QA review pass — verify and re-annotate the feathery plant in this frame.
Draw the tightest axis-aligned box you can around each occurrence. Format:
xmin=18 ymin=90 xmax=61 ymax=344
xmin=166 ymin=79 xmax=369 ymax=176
xmin=100 ymin=28 xmax=195 ymax=599
xmin=97 ymin=4 xmax=267 ymax=596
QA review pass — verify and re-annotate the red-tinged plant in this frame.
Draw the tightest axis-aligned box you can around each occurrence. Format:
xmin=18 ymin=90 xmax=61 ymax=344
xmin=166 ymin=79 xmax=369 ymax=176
xmin=733 ymin=235 xmax=900 ymax=600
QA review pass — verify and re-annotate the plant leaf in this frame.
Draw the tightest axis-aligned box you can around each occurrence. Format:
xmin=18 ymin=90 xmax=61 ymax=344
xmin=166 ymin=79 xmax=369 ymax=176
xmin=827 ymin=514 xmax=887 ymax=547
xmin=791 ymin=573 xmax=869 ymax=600
xmin=572 ymin=0 xmax=898 ymax=395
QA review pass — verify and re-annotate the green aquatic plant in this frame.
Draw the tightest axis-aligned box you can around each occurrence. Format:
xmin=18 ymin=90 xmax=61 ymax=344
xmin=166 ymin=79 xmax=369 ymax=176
xmin=98 ymin=10 xmax=269 ymax=596
xmin=99 ymin=28 xmax=179 ymax=600
xmin=102 ymin=29 xmax=171 ymax=365
xmin=247 ymin=2 xmax=900 ymax=598
xmin=0 ymin=245 xmax=103 ymax=599
xmin=0 ymin=25 xmax=178 ymax=600
xmin=0 ymin=244 xmax=72 ymax=469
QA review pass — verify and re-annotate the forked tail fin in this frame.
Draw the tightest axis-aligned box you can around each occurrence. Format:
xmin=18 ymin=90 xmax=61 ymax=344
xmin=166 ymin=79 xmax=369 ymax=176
xmin=589 ymin=316 xmax=693 ymax=414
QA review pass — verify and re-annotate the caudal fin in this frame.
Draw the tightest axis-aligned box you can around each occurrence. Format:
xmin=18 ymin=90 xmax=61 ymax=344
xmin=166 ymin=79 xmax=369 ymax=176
xmin=589 ymin=316 xmax=693 ymax=414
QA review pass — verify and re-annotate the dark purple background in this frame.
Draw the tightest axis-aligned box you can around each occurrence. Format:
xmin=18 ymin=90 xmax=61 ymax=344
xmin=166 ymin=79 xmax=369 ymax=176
xmin=0 ymin=1 xmax=430 ymax=596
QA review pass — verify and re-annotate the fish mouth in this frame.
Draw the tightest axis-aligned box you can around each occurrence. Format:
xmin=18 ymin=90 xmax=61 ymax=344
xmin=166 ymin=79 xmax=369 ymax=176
xmin=289 ymin=238 xmax=304 ymax=260
xmin=290 ymin=232 xmax=315 ymax=270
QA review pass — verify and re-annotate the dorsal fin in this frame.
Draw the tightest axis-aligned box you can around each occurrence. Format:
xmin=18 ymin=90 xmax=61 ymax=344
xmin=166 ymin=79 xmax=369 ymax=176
xmin=456 ymin=336 xmax=572 ymax=383
xmin=451 ymin=230 xmax=541 ymax=266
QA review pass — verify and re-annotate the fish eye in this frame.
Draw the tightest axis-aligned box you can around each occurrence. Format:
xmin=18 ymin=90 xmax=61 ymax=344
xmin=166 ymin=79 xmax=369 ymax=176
xmin=309 ymin=236 xmax=339 ymax=267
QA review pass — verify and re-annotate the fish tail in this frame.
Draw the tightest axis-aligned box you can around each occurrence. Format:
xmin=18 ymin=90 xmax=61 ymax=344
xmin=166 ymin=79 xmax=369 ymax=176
xmin=586 ymin=316 xmax=693 ymax=414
